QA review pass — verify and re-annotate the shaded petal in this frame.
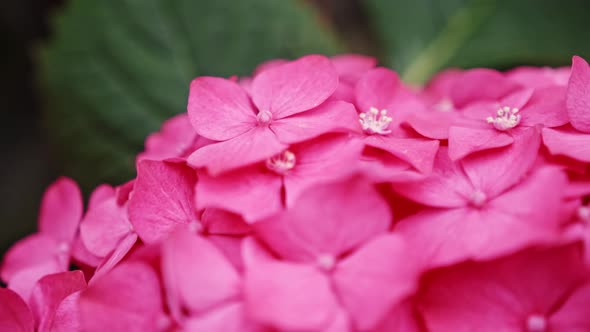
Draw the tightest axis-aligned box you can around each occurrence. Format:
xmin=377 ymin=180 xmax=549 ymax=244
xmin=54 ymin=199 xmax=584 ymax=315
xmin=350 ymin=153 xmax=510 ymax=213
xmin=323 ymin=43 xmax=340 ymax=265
xmin=1 ymin=233 xmax=64 ymax=284
xmin=30 ymin=271 xmax=86 ymax=331
xmin=355 ymin=67 xmax=402 ymax=112
xmin=333 ymin=235 xmax=420 ymax=330
xmin=392 ymin=148 xmax=473 ymax=208
xmin=87 ymin=184 xmax=115 ymax=209
xmin=244 ymin=256 xmax=338 ymax=331
xmin=38 ymin=177 xmax=83 ymax=243
xmin=128 ymin=160 xmax=197 ymax=244
xmin=162 ymin=231 xmax=240 ymax=315
xmin=448 ymin=126 xmax=513 ymax=160
xmin=364 ymin=135 xmax=439 ymax=174
xmin=543 ymin=127 xmax=590 ymax=162
xmin=0 ymin=288 xmax=34 ymax=332
xmin=403 ymin=111 xmax=459 ymax=140
xmin=80 ymin=197 xmax=132 ymax=257
xmin=417 ymin=244 xmax=585 ymax=332
xmin=396 ymin=206 xmax=561 ymax=267
xmin=196 ymin=166 xmax=282 ymax=223
xmin=373 ymin=301 xmax=426 ymax=332
xmin=200 ymin=208 xmax=251 ymax=236
xmin=461 ymin=126 xmax=541 ymax=198
xmin=47 ymin=292 xmax=82 ymax=332
xmin=520 ymin=86 xmax=568 ymax=127
xmin=551 ymin=281 xmax=590 ymax=331
xmin=187 ymin=127 xmax=287 ymax=176
xmin=92 ymin=233 xmax=138 ymax=279
xmin=187 ymin=77 xmax=256 ymax=141
xmin=450 ymin=68 xmax=521 ymax=108
xmin=255 ymin=177 xmax=390 ymax=262
xmin=284 ymin=134 xmax=363 ymax=207
xmin=271 ymin=101 xmax=360 ymax=144
xmin=251 ymin=55 xmax=338 ymax=118
xmin=567 ymin=56 xmax=590 ymax=133
xmin=182 ymin=303 xmax=261 ymax=332
xmin=80 ymin=262 xmax=165 ymax=332
xmin=331 ymin=54 xmax=377 ymax=84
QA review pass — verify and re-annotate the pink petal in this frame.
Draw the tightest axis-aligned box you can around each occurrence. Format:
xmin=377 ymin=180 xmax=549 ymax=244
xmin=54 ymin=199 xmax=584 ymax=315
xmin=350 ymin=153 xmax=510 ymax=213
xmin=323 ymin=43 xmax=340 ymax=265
xmin=333 ymin=234 xmax=420 ymax=330
xmin=182 ymin=303 xmax=261 ymax=332
xmin=87 ymin=184 xmax=115 ymax=209
xmin=396 ymin=204 xmax=562 ymax=267
xmin=128 ymin=160 xmax=197 ymax=244
xmin=251 ymin=55 xmax=338 ymax=119
xmin=543 ymin=127 xmax=590 ymax=162
xmin=79 ymin=262 xmax=165 ymax=332
xmin=244 ymin=255 xmax=338 ymax=330
xmin=551 ymin=281 xmax=590 ymax=331
xmin=506 ymin=66 xmax=570 ymax=88
xmin=417 ymin=244 xmax=585 ymax=332
xmin=364 ymin=135 xmax=439 ymax=174
xmin=566 ymin=56 xmax=590 ymax=133
xmin=0 ymin=287 xmax=34 ymax=332
xmin=161 ymin=231 xmax=240 ymax=315
xmin=200 ymin=208 xmax=251 ymax=236
xmin=187 ymin=127 xmax=287 ymax=176
xmin=373 ymin=301 xmax=426 ymax=332
xmin=92 ymin=233 xmax=138 ymax=279
xmin=196 ymin=165 xmax=283 ymax=223
xmin=80 ymin=196 xmax=133 ymax=257
xmin=30 ymin=270 xmax=86 ymax=331
xmin=520 ymin=86 xmax=568 ymax=127
xmin=1 ymin=233 xmax=65 ymax=285
xmin=331 ymin=54 xmax=377 ymax=84
xmin=38 ymin=177 xmax=83 ymax=243
xmin=461 ymin=126 xmax=541 ymax=198
xmin=46 ymin=292 xmax=81 ymax=332
xmin=283 ymin=134 xmax=363 ymax=207
xmin=271 ymin=101 xmax=360 ymax=144
xmin=254 ymin=177 xmax=390 ymax=262
xmin=138 ymin=113 xmax=203 ymax=162
xmin=450 ymin=68 xmax=521 ymax=108
xmin=70 ymin=235 xmax=103 ymax=268
xmin=403 ymin=111 xmax=459 ymax=140
xmin=355 ymin=67 xmax=402 ymax=112
xmin=392 ymin=147 xmax=473 ymax=208
xmin=448 ymin=126 xmax=513 ymax=160
xmin=187 ymin=77 xmax=256 ymax=141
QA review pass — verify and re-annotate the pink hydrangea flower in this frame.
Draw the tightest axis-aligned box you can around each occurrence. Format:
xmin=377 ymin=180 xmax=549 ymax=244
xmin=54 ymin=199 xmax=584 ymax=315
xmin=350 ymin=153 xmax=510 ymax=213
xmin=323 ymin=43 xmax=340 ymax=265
xmin=187 ymin=55 xmax=359 ymax=175
xmin=416 ymin=244 xmax=590 ymax=331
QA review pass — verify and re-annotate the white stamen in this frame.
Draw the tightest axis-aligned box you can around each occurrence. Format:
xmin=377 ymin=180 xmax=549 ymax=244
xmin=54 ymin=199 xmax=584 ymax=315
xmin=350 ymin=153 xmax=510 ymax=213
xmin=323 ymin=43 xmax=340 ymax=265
xmin=317 ymin=254 xmax=336 ymax=271
xmin=470 ymin=190 xmax=487 ymax=207
xmin=526 ymin=314 xmax=547 ymax=332
xmin=359 ymin=107 xmax=393 ymax=135
xmin=257 ymin=110 xmax=272 ymax=125
xmin=266 ymin=150 xmax=296 ymax=174
xmin=486 ymin=106 xmax=521 ymax=131
xmin=578 ymin=206 xmax=590 ymax=222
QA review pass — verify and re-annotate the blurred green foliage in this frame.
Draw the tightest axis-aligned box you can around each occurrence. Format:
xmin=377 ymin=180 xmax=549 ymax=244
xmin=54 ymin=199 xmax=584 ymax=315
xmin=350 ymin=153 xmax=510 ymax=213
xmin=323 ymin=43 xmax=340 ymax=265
xmin=41 ymin=0 xmax=341 ymax=190
xmin=365 ymin=0 xmax=590 ymax=83
xmin=40 ymin=0 xmax=590 ymax=190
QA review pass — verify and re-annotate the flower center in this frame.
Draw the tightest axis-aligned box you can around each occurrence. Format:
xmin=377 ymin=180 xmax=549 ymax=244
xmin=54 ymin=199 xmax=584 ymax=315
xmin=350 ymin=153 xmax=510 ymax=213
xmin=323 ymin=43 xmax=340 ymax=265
xmin=257 ymin=110 xmax=273 ymax=125
xmin=188 ymin=220 xmax=204 ymax=234
xmin=316 ymin=254 xmax=336 ymax=271
xmin=470 ymin=190 xmax=487 ymax=207
xmin=359 ymin=107 xmax=393 ymax=135
xmin=578 ymin=206 xmax=590 ymax=222
xmin=436 ymin=98 xmax=454 ymax=112
xmin=266 ymin=150 xmax=296 ymax=174
xmin=526 ymin=314 xmax=547 ymax=332
xmin=486 ymin=106 xmax=521 ymax=131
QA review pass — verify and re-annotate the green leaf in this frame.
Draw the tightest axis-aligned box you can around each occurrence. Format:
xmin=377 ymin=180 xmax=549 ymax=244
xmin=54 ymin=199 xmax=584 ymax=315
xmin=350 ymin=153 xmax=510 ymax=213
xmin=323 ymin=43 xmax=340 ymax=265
xmin=41 ymin=0 xmax=341 ymax=190
xmin=364 ymin=0 xmax=590 ymax=84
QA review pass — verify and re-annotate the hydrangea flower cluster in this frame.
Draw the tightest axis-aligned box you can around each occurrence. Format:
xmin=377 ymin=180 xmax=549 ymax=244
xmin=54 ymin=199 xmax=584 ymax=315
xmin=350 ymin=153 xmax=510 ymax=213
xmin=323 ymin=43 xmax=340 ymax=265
xmin=2 ymin=54 xmax=590 ymax=332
